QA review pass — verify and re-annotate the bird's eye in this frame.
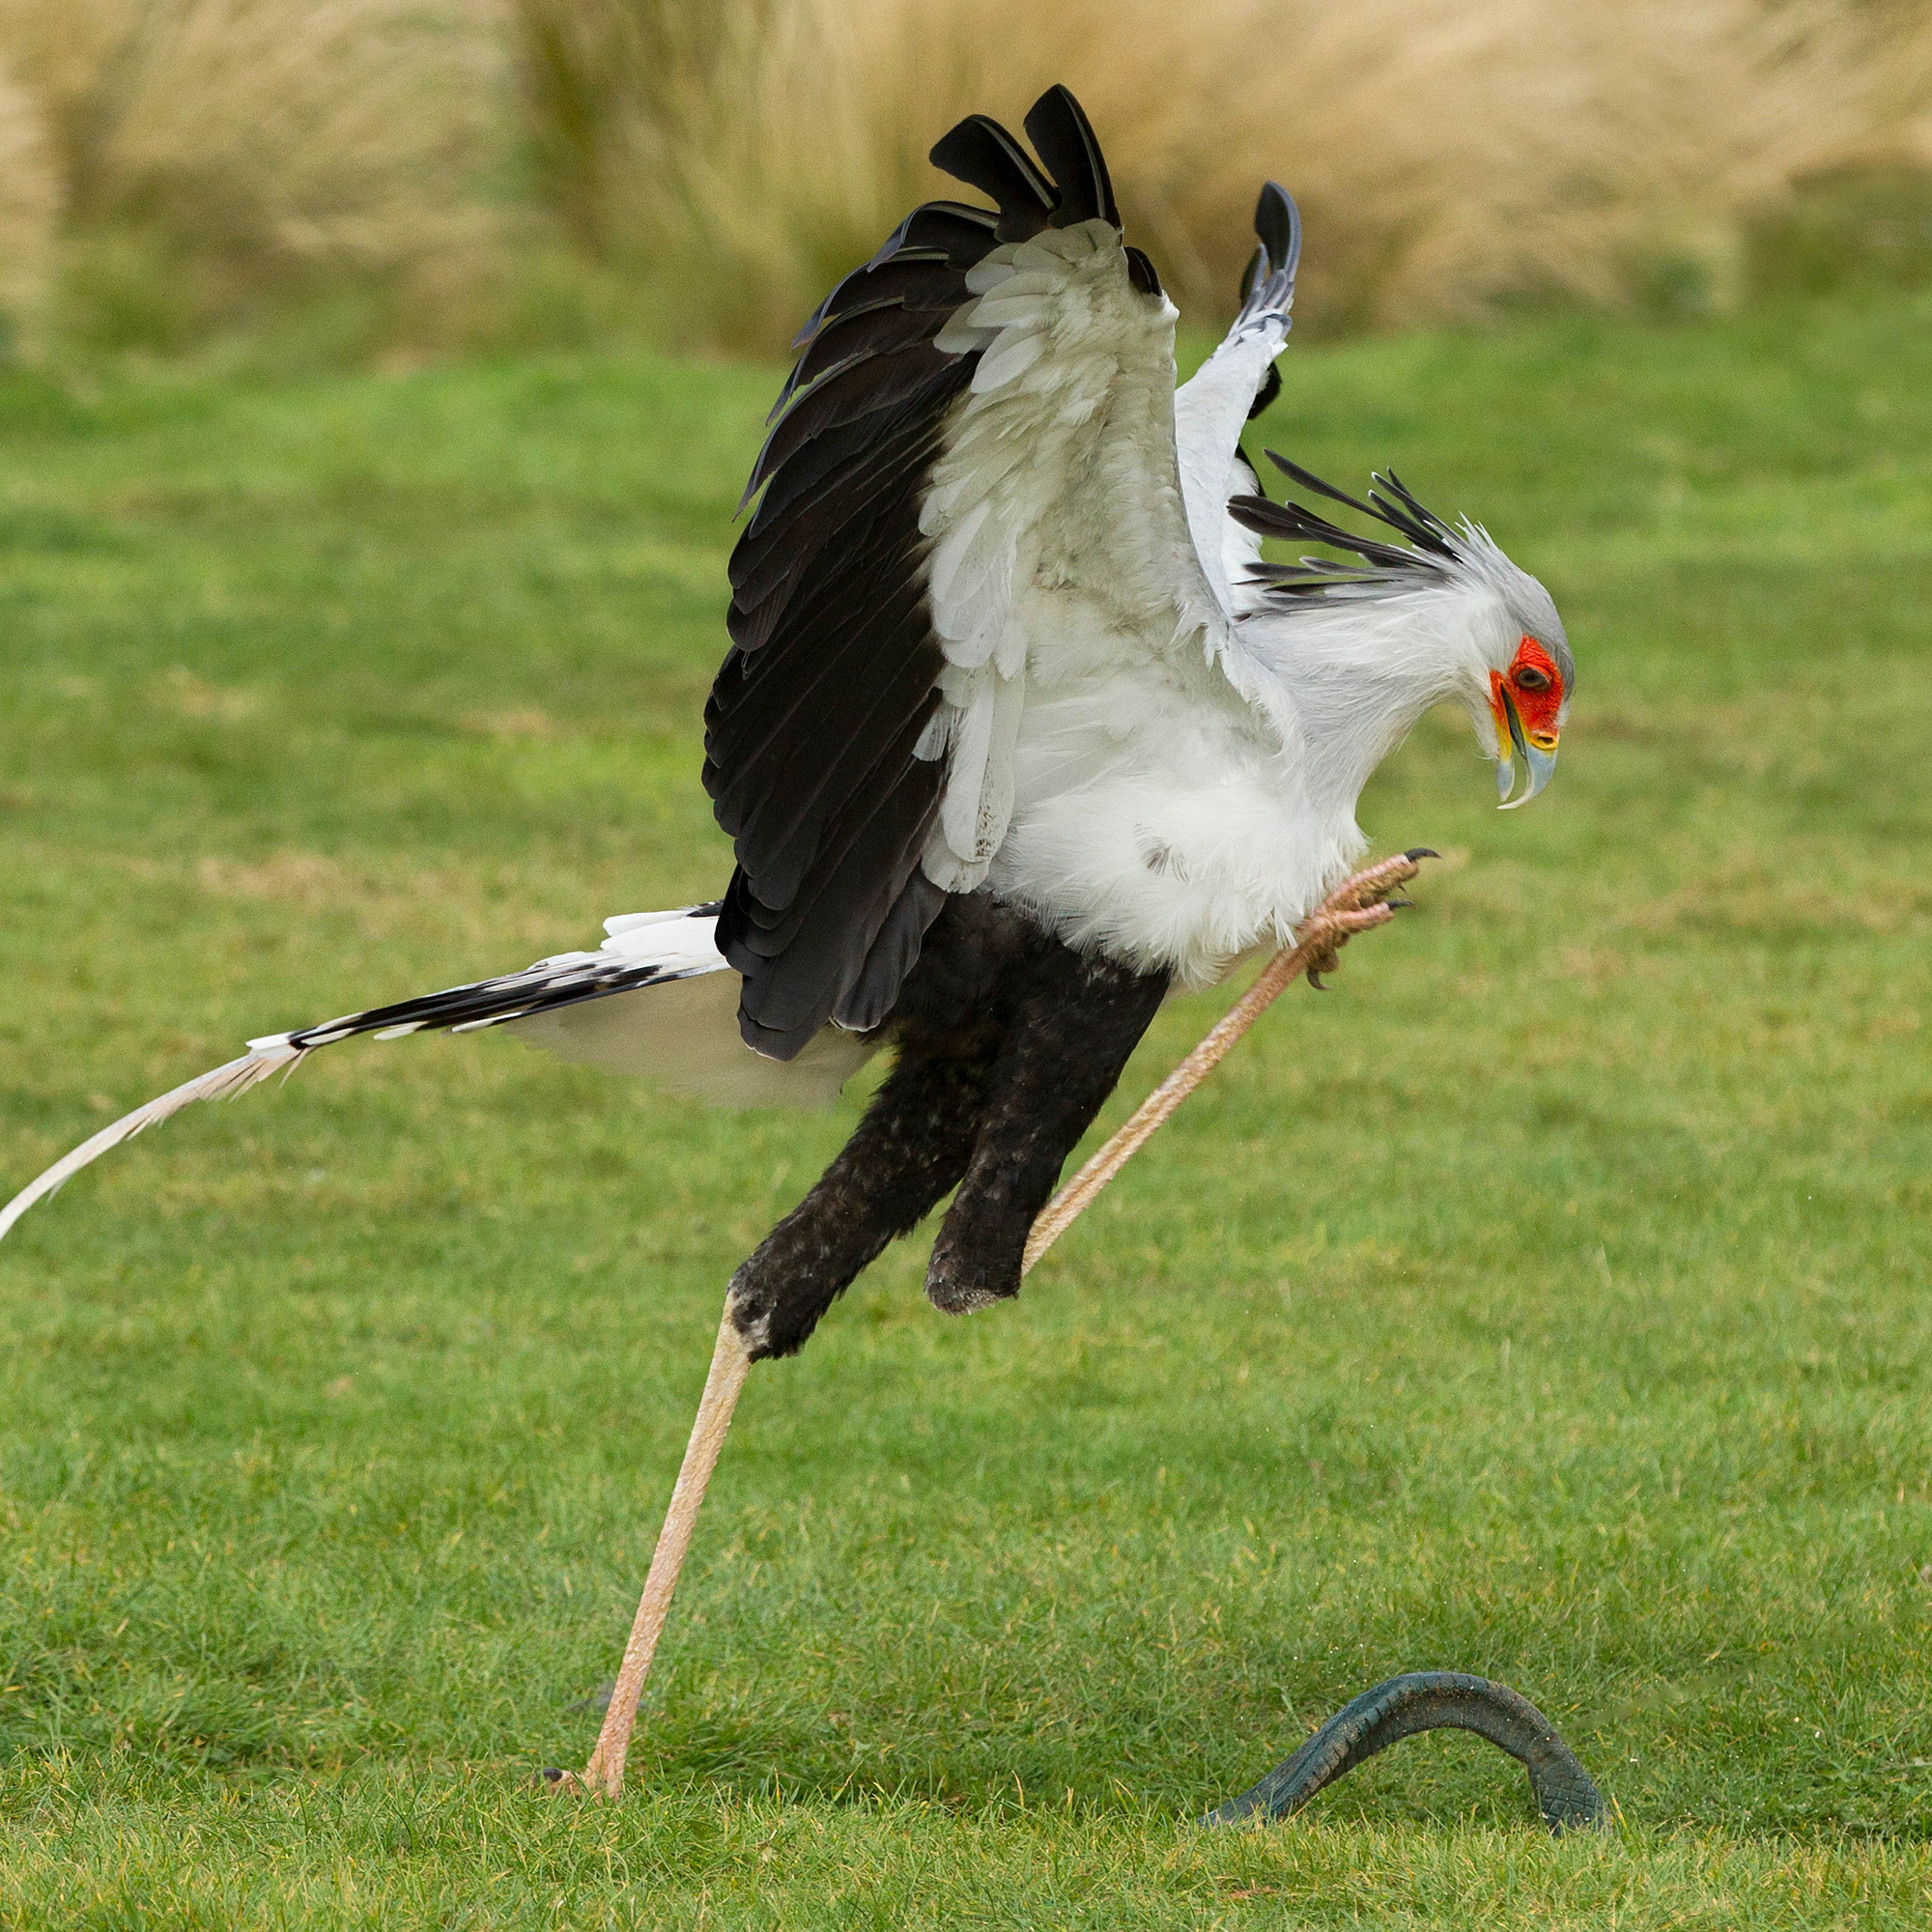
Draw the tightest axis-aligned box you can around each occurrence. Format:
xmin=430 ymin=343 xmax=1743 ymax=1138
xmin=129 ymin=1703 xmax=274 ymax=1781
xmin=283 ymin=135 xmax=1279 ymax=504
xmin=1514 ymin=666 xmax=1550 ymax=693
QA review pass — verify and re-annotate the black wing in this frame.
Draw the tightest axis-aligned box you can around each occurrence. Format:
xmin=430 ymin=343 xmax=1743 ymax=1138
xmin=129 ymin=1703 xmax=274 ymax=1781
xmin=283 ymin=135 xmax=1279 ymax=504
xmin=706 ymin=85 xmax=1122 ymax=1058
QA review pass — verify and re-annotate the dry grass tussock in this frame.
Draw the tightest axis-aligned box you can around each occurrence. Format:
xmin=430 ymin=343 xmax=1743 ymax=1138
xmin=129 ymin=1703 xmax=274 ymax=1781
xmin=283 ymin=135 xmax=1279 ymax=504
xmin=529 ymin=0 xmax=1932 ymax=351
xmin=0 ymin=0 xmax=508 ymax=351
xmin=0 ymin=52 xmax=58 ymax=355
xmin=1 ymin=0 xmax=1930 ymax=357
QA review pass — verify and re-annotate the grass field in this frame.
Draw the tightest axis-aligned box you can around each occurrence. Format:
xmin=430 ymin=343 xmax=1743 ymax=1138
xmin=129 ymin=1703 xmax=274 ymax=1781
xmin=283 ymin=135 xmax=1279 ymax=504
xmin=1 ymin=292 xmax=1929 ymax=1925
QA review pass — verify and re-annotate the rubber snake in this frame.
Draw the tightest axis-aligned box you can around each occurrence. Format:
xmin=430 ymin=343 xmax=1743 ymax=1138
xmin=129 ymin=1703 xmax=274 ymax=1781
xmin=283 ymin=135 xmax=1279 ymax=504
xmin=1202 ymin=1671 xmax=1607 ymax=1834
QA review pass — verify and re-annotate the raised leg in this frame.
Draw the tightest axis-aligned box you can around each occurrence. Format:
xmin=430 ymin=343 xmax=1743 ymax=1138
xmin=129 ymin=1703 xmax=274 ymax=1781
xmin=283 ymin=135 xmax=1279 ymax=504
xmin=726 ymin=894 xmax=1074 ymax=1357
xmin=1020 ymin=852 xmax=1432 ymax=1276
xmin=925 ymin=946 xmax=1170 ymax=1313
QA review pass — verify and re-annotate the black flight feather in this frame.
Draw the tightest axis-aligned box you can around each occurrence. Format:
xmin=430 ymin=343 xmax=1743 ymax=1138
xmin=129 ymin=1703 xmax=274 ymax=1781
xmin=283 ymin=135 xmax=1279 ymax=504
xmin=1023 ymin=84 xmax=1119 ymax=229
xmin=896 ymin=201 xmax=1002 ymax=259
xmin=737 ymin=382 xmax=946 ymax=551
xmin=1123 ymin=246 xmax=1163 ymax=297
xmin=804 ymin=256 xmax=969 ymax=336
xmin=734 ymin=753 xmax=947 ymax=997
xmin=836 ymin=871 xmax=948 ymax=1033
xmin=713 ymin=87 xmax=1137 ymax=1060
xmin=786 ymin=206 xmax=998 ymax=351
xmin=725 ymin=737 xmax=942 ymax=1009
xmin=787 ymin=262 xmax=938 ymax=356
xmin=728 ymin=436 xmax=936 ymax=636
xmin=775 ymin=302 xmax=947 ymax=416
xmin=718 ymin=510 xmax=924 ymax=720
xmin=738 ymin=419 xmax=935 ymax=576
xmin=706 ymin=582 xmax=927 ymax=824
xmin=715 ymin=534 xmax=928 ymax=795
xmin=723 ymin=528 xmax=918 ymax=696
xmin=730 ymin=612 xmax=943 ymax=907
xmin=740 ymin=345 xmax=961 ymax=511
xmin=1254 ymin=182 xmax=1300 ymax=279
xmin=927 ymin=114 xmax=1057 ymax=239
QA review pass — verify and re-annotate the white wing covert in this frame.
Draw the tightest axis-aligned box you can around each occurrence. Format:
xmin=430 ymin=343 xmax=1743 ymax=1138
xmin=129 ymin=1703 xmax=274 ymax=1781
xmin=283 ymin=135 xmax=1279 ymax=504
xmin=914 ymin=207 xmax=1240 ymax=894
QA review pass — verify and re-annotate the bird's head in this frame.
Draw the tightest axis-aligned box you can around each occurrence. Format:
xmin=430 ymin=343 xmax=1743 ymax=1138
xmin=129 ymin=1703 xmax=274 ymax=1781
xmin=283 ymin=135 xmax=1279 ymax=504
xmin=1232 ymin=456 xmax=1574 ymax=811
xmin=1455 ymin=542 xmax=1573 ymax=809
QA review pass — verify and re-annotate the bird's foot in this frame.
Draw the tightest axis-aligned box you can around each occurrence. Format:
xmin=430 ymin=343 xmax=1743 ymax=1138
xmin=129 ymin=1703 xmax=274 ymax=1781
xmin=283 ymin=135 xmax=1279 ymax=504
xmin=1296 ymin=848 xmax=1435 ymax=989
xmin=724 ymin=1244 xmax=845 ymax=1361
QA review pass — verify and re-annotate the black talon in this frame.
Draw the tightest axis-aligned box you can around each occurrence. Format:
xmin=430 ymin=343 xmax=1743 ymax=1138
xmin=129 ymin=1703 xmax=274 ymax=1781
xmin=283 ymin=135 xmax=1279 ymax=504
xmin=1384 ymin=895 xmax=1414 ymax=909
xmin=1307 ymin=970 xmax=1327 ymax=990
xmin=1403 ymin=846 xmax=1440 ymax=862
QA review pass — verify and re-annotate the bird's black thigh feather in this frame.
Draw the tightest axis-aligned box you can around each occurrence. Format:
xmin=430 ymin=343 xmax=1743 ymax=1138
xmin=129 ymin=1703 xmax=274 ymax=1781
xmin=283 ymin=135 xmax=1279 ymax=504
xmin=724 ymin=1025 xmax=997 ymax=1359
xmin=725 ymin=897 xmax=1168 ymax=1361
xmin=926 ymin=943 xmax=1169 ymax=1314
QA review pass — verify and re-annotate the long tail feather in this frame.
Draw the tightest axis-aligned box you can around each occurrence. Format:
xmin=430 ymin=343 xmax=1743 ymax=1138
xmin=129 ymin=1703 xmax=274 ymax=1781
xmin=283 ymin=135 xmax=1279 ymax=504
xmin=0 ymin=901 xmax=880 ymax=1245
xmin=0 ymin=904 xmax=722 ymax=1245
xmin=0 ymin=1045 xmax=304 ymax=1242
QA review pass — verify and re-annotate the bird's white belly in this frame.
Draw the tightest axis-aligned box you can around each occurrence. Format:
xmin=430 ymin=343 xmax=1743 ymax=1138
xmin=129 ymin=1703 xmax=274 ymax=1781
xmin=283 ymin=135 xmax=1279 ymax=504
xmin=987 ymin=669 xmax=1365 ymax=986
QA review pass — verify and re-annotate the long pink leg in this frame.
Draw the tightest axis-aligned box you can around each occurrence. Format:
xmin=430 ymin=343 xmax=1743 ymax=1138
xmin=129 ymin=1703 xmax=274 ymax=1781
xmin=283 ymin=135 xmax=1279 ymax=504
xmin=546 ymin=850 xmax=1428 ymax=1797
xmin=541 ymin=1314 xmax=751 ymax=1798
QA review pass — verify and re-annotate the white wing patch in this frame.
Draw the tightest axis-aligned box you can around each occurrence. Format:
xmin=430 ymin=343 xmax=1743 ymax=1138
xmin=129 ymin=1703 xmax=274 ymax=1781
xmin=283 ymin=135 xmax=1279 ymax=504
xmin=1174 ymin=333 xmax=1283 ymax=619
xmin=915 ymin=218 xmax=1224 ymax=895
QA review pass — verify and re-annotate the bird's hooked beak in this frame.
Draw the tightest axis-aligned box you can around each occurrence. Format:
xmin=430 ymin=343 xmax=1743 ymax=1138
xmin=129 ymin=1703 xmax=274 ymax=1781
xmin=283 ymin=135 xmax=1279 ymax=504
xmin=1491 ymin=668 xmax=1560 ymax=810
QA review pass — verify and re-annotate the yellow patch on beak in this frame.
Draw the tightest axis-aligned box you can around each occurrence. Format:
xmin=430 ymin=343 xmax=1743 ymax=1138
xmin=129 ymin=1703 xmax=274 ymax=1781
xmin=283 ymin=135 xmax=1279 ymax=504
xmin=1490 ymin=676 xmax=1558 ymax=809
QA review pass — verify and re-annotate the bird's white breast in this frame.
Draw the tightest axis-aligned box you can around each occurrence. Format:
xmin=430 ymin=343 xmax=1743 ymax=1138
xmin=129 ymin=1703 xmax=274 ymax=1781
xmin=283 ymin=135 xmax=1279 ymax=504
xmin=988 ymin=609 xmax=1366 ymax=986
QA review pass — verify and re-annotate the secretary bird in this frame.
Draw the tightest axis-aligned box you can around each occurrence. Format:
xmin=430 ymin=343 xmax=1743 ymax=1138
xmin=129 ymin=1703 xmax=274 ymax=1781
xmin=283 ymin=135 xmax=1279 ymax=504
xmin=2 ymin=88 xmax=1596 ymax=1821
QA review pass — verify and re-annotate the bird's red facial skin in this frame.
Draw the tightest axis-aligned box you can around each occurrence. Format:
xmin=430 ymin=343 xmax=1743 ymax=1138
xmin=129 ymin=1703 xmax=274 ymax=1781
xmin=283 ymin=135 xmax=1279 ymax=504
xmin=1501 ymin=637 xmax=1563 ymax=750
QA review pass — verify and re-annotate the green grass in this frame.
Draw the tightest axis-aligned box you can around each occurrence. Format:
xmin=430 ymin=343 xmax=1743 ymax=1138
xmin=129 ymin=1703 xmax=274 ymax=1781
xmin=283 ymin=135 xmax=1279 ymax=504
xmin=1 ymin=293 xmax=1930 ymax=1926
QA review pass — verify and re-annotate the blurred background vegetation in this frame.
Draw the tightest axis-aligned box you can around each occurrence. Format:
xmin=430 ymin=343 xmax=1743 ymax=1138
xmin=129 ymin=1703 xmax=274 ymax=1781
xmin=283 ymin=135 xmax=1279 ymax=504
xmin=2 ymin=0 xmax=1932 ymax=370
